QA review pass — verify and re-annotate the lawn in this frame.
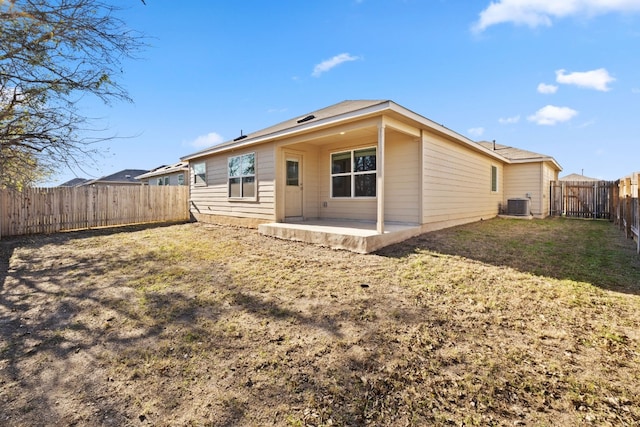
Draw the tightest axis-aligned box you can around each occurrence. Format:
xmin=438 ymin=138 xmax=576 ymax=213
xmin=1 ymin=218 xmax=639 ymax=426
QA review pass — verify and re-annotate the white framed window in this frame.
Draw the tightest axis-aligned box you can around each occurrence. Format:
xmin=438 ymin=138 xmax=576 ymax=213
xmin=193 ymin=162 xmax=206 ymax=186
xmin=157 ymin=177 xmax=163 ymax=186
xmin=331 ymin=147 xmax=377 ymax=198
xmin=491 ymin=165 xmax=498 ymax=192
xmin=177 ymin=173 xmax=185 ymax=186
xmin=228 ymin=152 xmax=255 ymax=198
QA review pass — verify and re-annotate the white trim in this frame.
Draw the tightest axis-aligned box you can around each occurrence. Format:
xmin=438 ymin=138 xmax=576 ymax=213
xmin=377 ymin=122 xmax=385 ymax=234
xmin=329 ymin=146 xmax=377 ymax=199
xmin=193 ymin=162 xmax=207 ymax=187
xmin=227 ymin=152 xmax=257 ymax=201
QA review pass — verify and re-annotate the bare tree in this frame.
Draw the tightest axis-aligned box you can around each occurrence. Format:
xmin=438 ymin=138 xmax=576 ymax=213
xmin=0 ymin=0 xmax=145 ymax=189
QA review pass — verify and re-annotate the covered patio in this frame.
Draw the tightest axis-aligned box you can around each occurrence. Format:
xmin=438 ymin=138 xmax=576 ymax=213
xmin=258 ymin=219 xmax=422 ymax=253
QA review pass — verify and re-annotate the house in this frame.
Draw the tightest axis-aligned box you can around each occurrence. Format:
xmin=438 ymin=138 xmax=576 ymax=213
xmin=58 ymin=177 xmax=90 ymax=187
xmin=559 ymin=173 xmax=599 ymax=181
xmin=181 ymin=100 xmax=562 ymax=253
xmin=477 ymin=141 xmax=561 ymax=217
xmin=81 ymin=169 xmax=148 ymax=186
xmin=135 ymin=162 xmax=189 ymax=186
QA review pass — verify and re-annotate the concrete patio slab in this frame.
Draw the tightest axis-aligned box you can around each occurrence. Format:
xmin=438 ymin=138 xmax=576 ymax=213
xmin=258 ymin=219 xmax=422 ymax=253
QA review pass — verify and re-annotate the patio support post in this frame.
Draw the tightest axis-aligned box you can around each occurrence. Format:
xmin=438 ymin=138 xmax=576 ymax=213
xmin=377 ymin=121 xmax=385 ymax=234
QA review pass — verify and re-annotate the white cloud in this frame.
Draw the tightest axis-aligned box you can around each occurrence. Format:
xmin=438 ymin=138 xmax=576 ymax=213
xmin=189 ymin=132 xmax=224 ymax=148
xmin=472 ymin=0 xmax=640 ymax=32
xmin=312 ymin=53 xmax=361 ymax=77
xmin=556 ymin=68 xmax=615 ymax=91
xmin=499 ymin=115 xmax=520 ymax=124
xmin=632 ymin=88 xmax=640 ymax=94
xmin=537 ymin=83 xmax=558 ymax=94
xmin=527 ymin=105 xmax=578 ymax=125
xmin=468 ymin=127 xmax=485 ymax=137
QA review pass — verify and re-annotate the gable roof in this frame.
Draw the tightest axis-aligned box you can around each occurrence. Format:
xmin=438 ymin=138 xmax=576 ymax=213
xmin=559 ymin=173 xmax=599 ymax=181
xmin=58 ymin=177 xmax=90 ymax=187
xmin=181 ymin=100 xmax=562 ymax=171
xmin=477 ymin=141 xmax=562 ymax=171
xmin=182 ymin=100 xmax=514 ymax=163
xmin=135 ymin=162 xmax=188 ymax=180
xmin=82 ymin=169 xmax=148 ymax=185
xmin=182 ymin=100 xmax=388 ymax=161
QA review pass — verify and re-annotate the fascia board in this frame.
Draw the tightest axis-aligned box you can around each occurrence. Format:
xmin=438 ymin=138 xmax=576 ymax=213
xmin=386 ymin=102 xmax=511 ymax=163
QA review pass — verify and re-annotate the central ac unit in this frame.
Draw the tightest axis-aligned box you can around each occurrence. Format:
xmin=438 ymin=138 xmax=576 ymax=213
xmin=507 ymin=198 xmax=530 ymax=216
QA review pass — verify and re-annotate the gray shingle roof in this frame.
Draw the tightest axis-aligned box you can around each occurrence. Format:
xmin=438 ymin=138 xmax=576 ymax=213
xmin=182 ymin=100 xmax=388 ymax=160
xmin=477 ymin=141 xmax=553 ymax=162
xmin=83 ymin=169 xmax=148 ymax=185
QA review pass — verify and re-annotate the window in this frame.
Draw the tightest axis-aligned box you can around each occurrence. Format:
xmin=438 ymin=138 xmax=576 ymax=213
xmin=157 ymin=177 xmax=163 ymax=186
xmin=491 ymin=165 xmax=498 ymax=192
xmin=177 ymin=173 xmax=185 ymax=186
xmin=193 ymin=162 xmax=206 ymax=186
xmin=331 ymin=147 xmax=376 ymax=198
xmin=228 ymin=153 xmax=255 ymax=198
xmin=163 ymin=176 xmax=170 ymax=186
xmin=286 ymin=160 xmax=299 ymax=186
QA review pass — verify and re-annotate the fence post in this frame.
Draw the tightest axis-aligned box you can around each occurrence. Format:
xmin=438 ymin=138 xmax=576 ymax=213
xmin=625 ymin=195 xmax=632 ymax=239
xmin=637 ymin=188 xmax=640 ymax=254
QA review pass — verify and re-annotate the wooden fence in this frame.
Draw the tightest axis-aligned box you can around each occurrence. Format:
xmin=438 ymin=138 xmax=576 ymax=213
xmin=616 ymin=176 xmax=640 ymax=254
xmin=550 ymin=180 xmax=617 ymax=219
xmin=0 ymin=185 xmax=190 ymax=238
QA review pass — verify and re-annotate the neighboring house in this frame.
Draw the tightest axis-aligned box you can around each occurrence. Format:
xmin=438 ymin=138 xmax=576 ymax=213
xmin=58 ymin=177 xmax=90 ymax=187
xmin=81 ymin=169 xmax=148 ymax=186
xmin=559 ymin=173 xmax=599 ymax=181
xmin=619 ymin=172 xmax=639 ymax=198
xmin=135 ymin=162 xmax=189 ymax=186
xmin=181 ymin=100 xmax=562 ymax=253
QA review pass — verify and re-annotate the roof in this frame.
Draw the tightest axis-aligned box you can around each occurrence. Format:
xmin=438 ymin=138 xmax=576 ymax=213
xmin=58 ymin=177 xmax=90 ymax=187
xmin=559 ymin=173 xmax=600 ymax=181
xmin=181 ymin=100 xmax=559 ymax=170
xmin=82 ymin=169 xmax=148 ymax=185
xmin=135 ymin=162 xmax=188 ymax=180
xmin=477 ymin=141 xmax=562 ymax=170
xmin=182 ymin=100 xmax=389 ymax=161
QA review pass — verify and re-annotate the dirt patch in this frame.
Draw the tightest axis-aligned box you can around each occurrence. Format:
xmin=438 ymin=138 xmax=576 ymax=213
xmin=1 ymin=219 xmax=639 ymax=426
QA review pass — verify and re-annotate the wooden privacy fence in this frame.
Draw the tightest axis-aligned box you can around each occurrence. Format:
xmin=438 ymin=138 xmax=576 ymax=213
xmin=616 ymin=176 xmax=640 ymax=254
xmin=550 ymin=180 xmax=617 ymax=219
xmin=0 ymin=185 xmax=190 ymax=238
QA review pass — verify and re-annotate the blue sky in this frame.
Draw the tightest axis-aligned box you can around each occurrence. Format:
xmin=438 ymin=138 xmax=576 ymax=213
xmin=50 ymin=0 xmax=640 ymax=185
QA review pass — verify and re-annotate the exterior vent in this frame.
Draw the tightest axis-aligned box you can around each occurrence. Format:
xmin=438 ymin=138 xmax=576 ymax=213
xmin=233 ymin=134 xmax=247 ymax=141
xmin=507 ymin=198 xmax=530 ymax=216
xmin=296 ymin=114 xmax=315 ymax=123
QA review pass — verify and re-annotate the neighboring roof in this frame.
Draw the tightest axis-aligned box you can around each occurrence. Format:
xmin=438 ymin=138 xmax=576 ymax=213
xmin=559 ymin=173 xmax=599 ymax=181
xmin=181 ymin=100 xmax=512 ymax=164
xmin=58 ymin=177 xmax=90 ymax=187
xmin=135 ymin=162 xmax=188 ymax=180
xmin=82 ymin=169 xmax=148 ymax=185
xmin=477 ymin=141 xmax=562 ymax=171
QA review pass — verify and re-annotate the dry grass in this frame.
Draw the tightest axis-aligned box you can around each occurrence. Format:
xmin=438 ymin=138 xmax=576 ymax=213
xmin=1 ymin=217 xmax=639 ymax=426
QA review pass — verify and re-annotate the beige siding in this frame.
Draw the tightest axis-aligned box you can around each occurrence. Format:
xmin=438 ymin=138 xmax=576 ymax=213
xmin=189 ymin=143 xmax=276 ymax=223
xmin=540 ymin=163 xmax=558 ymax=218
xmin=422 ymin=133 xmax=503 ymax=224
xmin=504 ymin=163 xmax=543 ymax=216
xmin=302 ymin=146 xmax=320 ymax=219
xmin=504 ymin=163 xmax=539 ymax=213
xmin=384 ymin=133 xmax=421 ymax=223
xmin=148 ymin=172 xmax=186 ymax=186
xmin=308 ymin=131 xmax=421 ymax=223
xmin=316 ymin=140 xmax=377 ymax=221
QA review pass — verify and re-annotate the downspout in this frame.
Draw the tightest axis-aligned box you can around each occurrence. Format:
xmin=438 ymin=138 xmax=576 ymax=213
xmin=377 ymin=121 xmax=386 ymax=234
